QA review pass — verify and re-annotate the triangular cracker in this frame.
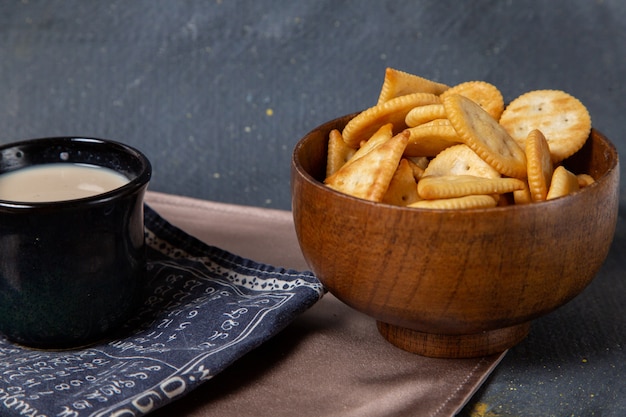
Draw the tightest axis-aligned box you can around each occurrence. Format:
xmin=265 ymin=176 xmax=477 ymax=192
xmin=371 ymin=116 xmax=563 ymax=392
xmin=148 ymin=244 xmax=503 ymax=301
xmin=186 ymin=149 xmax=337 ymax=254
xmin=577 ymin=174 xmax=595 ymax=188
xmin=405 ymin=157 xmax=426 ymax=181
xmin=546 ymin=166 xmax=580 ymax=200
xmin=377 ymin=68 xmax=449 ymax=104
xmin=423 ymin=144 xmax=501 ymax=179
xmin=382 ymin=158 xmax=420 ymax=206
xmin=344 ymin=123 xmax=393 ymax=168
xmin=325 ymin=131 xmax=409 ymax=202
xmin=326 ymin=129 xmax=357 ymax=177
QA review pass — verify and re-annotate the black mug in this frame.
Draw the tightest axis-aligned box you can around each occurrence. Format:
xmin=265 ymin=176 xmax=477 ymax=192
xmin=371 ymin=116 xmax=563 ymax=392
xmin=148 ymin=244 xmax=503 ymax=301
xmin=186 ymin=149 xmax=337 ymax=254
xmin=0 ymin=137 xmax=151 ymax=348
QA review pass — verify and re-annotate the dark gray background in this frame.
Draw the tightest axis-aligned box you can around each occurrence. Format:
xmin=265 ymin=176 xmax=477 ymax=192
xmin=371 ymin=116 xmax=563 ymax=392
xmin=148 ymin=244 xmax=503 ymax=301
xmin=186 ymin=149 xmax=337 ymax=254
xmin=1 ymin=1 xmax=624 ymax=415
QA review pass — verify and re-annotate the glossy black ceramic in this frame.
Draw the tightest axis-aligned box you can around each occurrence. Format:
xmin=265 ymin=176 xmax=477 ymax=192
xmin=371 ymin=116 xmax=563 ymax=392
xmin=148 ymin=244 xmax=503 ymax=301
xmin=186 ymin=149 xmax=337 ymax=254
xmin=0 ymin=137 xmax=151 ymax=348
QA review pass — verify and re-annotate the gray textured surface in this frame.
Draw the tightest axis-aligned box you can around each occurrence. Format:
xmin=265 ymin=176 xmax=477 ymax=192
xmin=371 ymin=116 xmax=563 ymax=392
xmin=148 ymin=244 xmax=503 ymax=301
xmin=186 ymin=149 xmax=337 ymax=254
xmin=1 ymin=1 xmax=624 ymax=415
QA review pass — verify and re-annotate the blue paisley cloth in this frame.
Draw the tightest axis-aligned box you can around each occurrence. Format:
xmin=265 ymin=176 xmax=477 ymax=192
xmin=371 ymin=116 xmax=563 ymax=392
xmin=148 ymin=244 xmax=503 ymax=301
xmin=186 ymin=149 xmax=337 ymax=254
xmin=0 ymin=205 xmax=323 ymax=417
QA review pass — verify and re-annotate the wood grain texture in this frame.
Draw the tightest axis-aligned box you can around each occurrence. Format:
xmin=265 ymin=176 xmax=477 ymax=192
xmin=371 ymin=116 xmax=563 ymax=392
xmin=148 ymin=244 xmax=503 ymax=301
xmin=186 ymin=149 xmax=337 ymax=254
xmin=291 ymin=115 xmax=619 ymax=358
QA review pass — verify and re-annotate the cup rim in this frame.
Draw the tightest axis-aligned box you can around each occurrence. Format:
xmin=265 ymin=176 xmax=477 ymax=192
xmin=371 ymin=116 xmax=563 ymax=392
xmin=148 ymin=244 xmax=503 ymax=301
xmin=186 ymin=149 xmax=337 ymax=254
xmin=0 ymin=136 xmax=152 ymax=209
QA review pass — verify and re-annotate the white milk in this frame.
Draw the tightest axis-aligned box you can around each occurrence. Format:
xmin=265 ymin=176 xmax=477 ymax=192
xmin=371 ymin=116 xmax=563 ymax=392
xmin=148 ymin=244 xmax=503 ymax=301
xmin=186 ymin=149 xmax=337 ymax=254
xmin=0 ymin=163 xmax=130 ymax=202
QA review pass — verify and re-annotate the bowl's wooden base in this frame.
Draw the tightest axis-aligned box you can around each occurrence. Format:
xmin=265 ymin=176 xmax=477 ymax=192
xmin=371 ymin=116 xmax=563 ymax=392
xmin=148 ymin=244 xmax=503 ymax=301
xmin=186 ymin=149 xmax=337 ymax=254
xmin=377 ymin=321 xmax=530 ymax=358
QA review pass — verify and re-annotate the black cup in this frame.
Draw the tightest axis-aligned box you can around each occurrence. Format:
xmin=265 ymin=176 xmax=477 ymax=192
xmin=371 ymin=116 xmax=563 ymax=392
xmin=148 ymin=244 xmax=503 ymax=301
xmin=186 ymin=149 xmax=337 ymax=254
xmin=0 ymin=137 xmax=151 ymax=349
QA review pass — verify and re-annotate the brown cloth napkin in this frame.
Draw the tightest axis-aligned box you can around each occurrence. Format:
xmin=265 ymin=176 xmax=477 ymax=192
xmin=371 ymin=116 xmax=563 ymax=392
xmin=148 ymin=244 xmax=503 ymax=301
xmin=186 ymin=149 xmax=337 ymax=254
xmin=146 ymin=191 xmax=505 ymax=417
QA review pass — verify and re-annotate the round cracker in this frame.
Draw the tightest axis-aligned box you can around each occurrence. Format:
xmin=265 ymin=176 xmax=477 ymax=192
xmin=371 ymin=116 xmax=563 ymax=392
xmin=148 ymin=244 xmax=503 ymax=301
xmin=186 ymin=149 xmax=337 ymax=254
xmin=499 ymin=89 xmax=591 ymax=162
xmin=408 ymin=194 xmax=497 ymax=210
xmin=417 ymin=175 xmax=525 ymax=200
xmin=423 ymin=144 xmax=501 ymax=179
xmin=443 ymin=94 xmax=527 ymax=178
xmin=342 ymin=92 xmax=440 ymax=148
xmin=525 ymin=129 xmax=553 ymax=201
xmin=404 ymin=123 xmax=461 ymax=157
xmin=405 ymin=104 xmax=447 ymax=127
xmin=440 ymin=80 xmax=505 ymax=120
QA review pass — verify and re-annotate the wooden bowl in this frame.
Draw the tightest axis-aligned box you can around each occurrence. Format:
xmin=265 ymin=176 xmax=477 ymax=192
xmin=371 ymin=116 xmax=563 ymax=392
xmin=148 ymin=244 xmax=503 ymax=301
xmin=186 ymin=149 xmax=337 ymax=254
xmin=291 ymin=113 xmax=620 ymax=358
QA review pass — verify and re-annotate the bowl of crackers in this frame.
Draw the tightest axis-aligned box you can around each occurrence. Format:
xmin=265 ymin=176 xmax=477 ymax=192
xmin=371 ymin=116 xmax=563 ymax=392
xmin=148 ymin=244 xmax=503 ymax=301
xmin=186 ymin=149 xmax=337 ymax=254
xmin=291 ymin=68 xmax=619 ymax=358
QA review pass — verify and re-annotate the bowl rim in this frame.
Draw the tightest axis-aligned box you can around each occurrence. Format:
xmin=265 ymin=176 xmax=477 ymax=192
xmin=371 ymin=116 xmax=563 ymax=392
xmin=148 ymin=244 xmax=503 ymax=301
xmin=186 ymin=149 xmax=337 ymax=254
xmin=292 ymin=114 xmax=620 ymax=215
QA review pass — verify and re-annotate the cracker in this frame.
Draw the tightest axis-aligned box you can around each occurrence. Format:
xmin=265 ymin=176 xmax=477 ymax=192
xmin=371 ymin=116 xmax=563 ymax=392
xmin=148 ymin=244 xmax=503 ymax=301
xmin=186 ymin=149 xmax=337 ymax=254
xmin=404 ymin=122 xmax=462 ymax=157
xmin=406 ymin=155 xmax=429 ymax=170
xmin=546 ymin=166 xmax=580 ymax=200
xmin=443 ymin=94 xmax=527 ymax=178
xmin=377 ymin=68 xmax=449 ymax=104
xmin=344 ymin=123 xmax=393 ymax=169
xmin=440 ymin=80 xmax=505 ymax=120
xmin=405 ymin=104 xmax=447 ymax=127
xmin=326 ymin=129 xmax=357 ymax=177
xmin=499 ymin=89 xmax=592 ymax=162
xmin=416 ymin=118 xmax=452 ymax=128
xmin=423 ymin=144 xmax=501 ymax=179
xmin=382 ymin=158 xmax=420 ymax=206
xmin=577 ymin=173 xmax=595 ymax=188
xmin=513 ymin=182 xmax=533 ymax=205
xmin=408 ymin=194 xmax=497 ymax=210
xmin=417 ymin=175 xmax=526 ymax=200
xmin=524 ymin=129 xmax=553 ymax=201
xmin=325 ymin=131 xmax=409 ymax=202
xmin=405 ymin=157 xmax=426 ymax=181
xmin=342 ymin=93 xmax=440 ymax=148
